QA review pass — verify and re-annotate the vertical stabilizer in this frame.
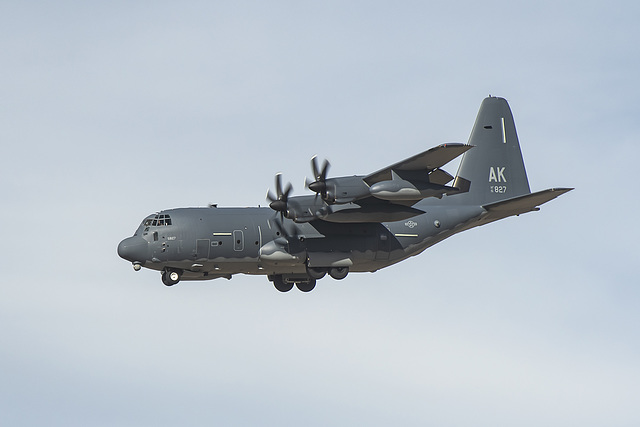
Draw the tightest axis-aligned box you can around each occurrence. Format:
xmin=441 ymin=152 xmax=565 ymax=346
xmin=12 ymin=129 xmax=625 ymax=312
xmin=453 ymin=96 xmax=531 ymax=205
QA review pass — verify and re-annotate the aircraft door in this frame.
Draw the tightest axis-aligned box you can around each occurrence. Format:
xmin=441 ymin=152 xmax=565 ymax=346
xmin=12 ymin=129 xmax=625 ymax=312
xmin=233 ymin=230 xmax=244 ymax=251
xmin=196 ymin=239 xmax=210 ymax=259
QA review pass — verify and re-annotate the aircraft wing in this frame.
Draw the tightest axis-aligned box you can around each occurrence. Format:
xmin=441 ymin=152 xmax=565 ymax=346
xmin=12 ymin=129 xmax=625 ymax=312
xmin=363 ymin=143 xmax=472 ymax=185
xmin=280 ymin=143 xmax=474 ymax=224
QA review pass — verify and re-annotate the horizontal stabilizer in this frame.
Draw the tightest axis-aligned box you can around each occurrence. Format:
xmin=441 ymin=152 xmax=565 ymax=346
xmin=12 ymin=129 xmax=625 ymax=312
xmin=482 ymin=188 xmax=573 ymax=220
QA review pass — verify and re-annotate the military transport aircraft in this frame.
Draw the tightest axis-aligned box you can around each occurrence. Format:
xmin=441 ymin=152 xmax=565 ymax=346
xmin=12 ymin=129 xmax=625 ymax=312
xmin=118 ymin=96 xmax=572 ymax=292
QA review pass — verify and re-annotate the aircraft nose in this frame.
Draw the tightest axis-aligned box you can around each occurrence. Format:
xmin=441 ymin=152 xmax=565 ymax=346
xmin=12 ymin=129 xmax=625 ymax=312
xmin=117 ymin=236 xmax=148 ymax=263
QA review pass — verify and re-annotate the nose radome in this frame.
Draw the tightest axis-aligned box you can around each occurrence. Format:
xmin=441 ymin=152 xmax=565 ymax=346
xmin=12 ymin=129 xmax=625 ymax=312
xmin=117 ymin=236 xmax=148 ymax=263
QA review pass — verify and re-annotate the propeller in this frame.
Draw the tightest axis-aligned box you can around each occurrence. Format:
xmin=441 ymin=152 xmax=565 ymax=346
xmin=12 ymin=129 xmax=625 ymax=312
xmin=306 ymin=155 xmax=331 ymax=199
xmin=267 ymin=173 xmax=292 ymax=219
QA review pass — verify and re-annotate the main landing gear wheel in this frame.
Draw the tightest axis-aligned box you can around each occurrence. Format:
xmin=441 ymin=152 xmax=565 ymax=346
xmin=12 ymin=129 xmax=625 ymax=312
xmin=162 ymin=269 xmax=181 ymax=286
xmin=306 ymin=267 xmax=326 ymax=280
xmin=328 ymin=267 xmax=349 ymax=280
xmin=272 ymin=275 xmax=294 ymax=293
xmin=296 ymin=279 xmax=316 ymax=292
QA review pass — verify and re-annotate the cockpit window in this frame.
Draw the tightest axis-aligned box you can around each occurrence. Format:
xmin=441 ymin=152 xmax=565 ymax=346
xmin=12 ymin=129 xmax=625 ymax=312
xmin=143 ymin=214 xmax=172 ymax=230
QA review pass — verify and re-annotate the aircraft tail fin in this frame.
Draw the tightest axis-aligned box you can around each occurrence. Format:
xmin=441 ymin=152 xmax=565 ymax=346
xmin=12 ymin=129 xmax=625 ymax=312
xmin=452 ymin=96 xmax=531 ymax=205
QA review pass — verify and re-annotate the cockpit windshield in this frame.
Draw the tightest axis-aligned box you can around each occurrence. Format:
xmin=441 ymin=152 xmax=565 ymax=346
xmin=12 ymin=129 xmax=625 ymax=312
xmin=143 ymin=213 xmax=172 ymax=228
xmin=134 ymin=214 xmax=173 ymax=237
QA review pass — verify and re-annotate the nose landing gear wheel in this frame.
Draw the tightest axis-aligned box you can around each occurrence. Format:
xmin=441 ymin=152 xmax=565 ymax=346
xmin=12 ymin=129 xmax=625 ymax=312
xmin=162 ymin=269 xmax=181 ymax=286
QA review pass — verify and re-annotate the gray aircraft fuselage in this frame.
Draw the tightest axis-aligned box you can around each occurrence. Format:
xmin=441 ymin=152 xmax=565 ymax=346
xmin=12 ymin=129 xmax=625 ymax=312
xmin=118 ymin=203 xmax=482 ymax=275
xmin=118 ymin=96 xmax=572 ymax=291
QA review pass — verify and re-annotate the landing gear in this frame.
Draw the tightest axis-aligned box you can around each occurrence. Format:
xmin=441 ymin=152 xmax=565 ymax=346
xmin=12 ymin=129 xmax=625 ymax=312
xmin=269 ymin=266 xmax=348 ymax=292
xmin=306 ymin=266 xmax=327 ymax=280
xmin=272 ymin=275 xmax=294 ymax=292
xmin=162 ymin=269 xmax=182 ymax=286
xmin=328 ymin=267 xmax=349 ymax=280
xmin=270 ymin=274 xmax=316 ymax=292
xmin=296 ymin=279 xmax=316 ymax=292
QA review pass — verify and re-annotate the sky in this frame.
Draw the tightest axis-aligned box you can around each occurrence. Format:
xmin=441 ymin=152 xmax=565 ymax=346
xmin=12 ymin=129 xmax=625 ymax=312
xmin=1 ymin=1 xmax=639 ymax=425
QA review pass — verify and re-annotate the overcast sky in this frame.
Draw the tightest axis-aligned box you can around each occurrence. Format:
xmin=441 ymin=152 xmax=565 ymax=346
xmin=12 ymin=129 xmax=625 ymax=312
xmin=1 ymin=1 xmax=639 ymax=426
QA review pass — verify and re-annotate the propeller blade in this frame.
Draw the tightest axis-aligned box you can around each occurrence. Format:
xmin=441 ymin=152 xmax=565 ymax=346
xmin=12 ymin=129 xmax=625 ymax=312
xmin=272 ymin=214 xmax=298 ymax=241
xmin=320 ymin=158 xmax=330 ymax=181
xmin=275 ymin=173 xmax=283 ymax=199
xmin=273 ymin=215 xmax=286 ymax=236
xmin=283 ymin=182 xmax=292 ymax=199
xmin=311 ymin=156 xmax=320 ymax=181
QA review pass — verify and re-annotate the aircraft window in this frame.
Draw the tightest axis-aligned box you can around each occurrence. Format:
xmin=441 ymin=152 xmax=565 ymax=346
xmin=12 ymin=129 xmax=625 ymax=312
xmin=144 ymin=214 xmax=173 ymax=228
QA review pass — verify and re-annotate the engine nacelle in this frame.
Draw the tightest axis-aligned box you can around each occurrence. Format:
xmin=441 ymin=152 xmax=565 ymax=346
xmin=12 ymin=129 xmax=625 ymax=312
xmin=323 ymin=176 xmax=371 ymax=204
xmin=284 ymin=195 xmax=330 ymax=222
